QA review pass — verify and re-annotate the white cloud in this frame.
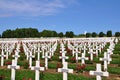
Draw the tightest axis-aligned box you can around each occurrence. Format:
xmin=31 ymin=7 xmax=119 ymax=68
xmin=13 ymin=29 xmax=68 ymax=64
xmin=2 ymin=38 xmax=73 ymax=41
xmin=0 ymin=0 xmax=78 ymax=17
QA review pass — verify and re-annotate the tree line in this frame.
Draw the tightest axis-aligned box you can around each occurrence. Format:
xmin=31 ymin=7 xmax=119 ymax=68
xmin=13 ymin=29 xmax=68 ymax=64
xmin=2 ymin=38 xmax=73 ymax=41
xmin=0 ymin=28 xmax=120 ymax=38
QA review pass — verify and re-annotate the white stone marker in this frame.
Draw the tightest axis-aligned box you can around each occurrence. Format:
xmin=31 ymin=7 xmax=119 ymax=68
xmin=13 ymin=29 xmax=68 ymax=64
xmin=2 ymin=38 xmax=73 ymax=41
xmin=36 ymin=47 xmax=42 ymax=60
xmin=42 ymin=52 xmax=51 ymax=70
xmin=28 ymin=51 xmax=35 ymax=68
xmin=115 ymin=38 xmax=118 ymax=44
xmin=74 ymin=48 xmax=80 ymax=63
xmin=106 ymin=53 xmax=112 ymax=64
xmin=5 ymin=44 xmax=9 ymax=59
xmin=31 ymin=60 xmax=45 ymax=80
xmin=79 ymin=53 xmax=88 ymax=64
xmin=88 ymin=49 xmax=95 ymax=61
xmin=0 ymin=48 xmax=6 ymax=66
xmin=94 ymin=46 xmax=99 ymax=57
xmin=12 ymin=50 xmax=20 ymax=63
xmin=58 ymin=62 xmax=73 ymax=80
xmin=89 ymin=64 xmax=109 ymax=80
xmin=100 ymin=52 xmax=108 ymax=71
xmin=82 ymin=45 xmax=87 ymax=54
xmin=8 ymin=60 xmax=20 ymax=80
xmin=59 ymin=51 xmax=68 ymax=64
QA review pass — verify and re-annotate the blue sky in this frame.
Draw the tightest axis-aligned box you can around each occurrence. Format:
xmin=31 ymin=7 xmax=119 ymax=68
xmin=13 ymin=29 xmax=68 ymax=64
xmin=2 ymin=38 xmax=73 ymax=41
xmin=0 ymin=0 xmax=120 ymax=35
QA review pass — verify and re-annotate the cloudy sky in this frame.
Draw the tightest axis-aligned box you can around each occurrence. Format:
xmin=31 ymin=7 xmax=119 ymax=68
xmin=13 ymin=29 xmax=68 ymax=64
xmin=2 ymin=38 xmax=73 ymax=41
xmin=0 ymin=0 xmax=120 ymax=35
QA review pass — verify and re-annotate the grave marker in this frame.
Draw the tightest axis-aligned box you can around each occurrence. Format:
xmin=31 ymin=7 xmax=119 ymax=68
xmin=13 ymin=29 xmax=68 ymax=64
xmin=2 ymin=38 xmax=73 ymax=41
xmin=89 ymin=64 xmax=109 ymax=80
xmin=31 ymin=60 xmax=45 ymax=80
xmin=58 ymin=62 xmax=73 ymax=80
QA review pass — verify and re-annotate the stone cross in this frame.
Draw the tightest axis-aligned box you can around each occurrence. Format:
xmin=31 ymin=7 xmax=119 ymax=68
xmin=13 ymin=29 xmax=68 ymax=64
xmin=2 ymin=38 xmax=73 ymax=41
xmin=31 ymin=60 xmax=45 ymax=80
xmin=82 ymin=45 xmax=87 ymax=54
xmin=36 ymin=47 xmax=42 ymax=60
xmin=89 ymin=64 xmax=109 ymax=80
xmin=88 ymin=49 xmax=95 ymax=61
xmin=74 ymin=48 xmax=80 ymax=63
xmin=12 ymin=50 xmax=20 ymax=63
xmin=106 ymin=52 xmax=112 ymax=64
xmin=79 ymin=53 xmax=88 ymax=64
xmin=42 ymin=52 xmax=51 ymax=70
xmin=72 ymin=46 xmax=75 ymax=56
xmin=58 ymin=62 xmax=73 ymax=80
xmin=100 ymin=52 xmax=108 ymax=71
xmin=28 ymin=51 xmax=35 ymax=68
xmin=0 ymin=48 xmax=6 ymax=66
xmin=5 ymin=44 xmax=9 ymax=59
xmin=94 ymin=45 xmax=99 ymax=57
xmin=115 ymin=38 xmax=118 ymax=44
xmin=59 ymin=50 xmax=68 ymax=64
xmin=8 ymin=60 xmax=20 ymax=80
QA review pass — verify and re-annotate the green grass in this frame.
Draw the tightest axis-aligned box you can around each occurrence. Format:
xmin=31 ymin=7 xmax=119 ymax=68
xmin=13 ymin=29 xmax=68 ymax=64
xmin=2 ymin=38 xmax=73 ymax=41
xmin=0 ymin=69 xmax=95 ymax=80
xmin=108 ymin=66 xmax=120 ymax=74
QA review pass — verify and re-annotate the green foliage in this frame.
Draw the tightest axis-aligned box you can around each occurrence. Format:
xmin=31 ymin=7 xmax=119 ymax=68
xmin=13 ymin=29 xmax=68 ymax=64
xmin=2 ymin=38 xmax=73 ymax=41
xmin=2 ymin=28 xmax=39 ymax=38
xmin=107 ymin=30 xmax=112 ymax=37
xmin=40 ymin=30 xmax=58 ymax=37
xmin=65 ymin=31 xmax=74 ymax=38
xmin=98 ymin=32 xmax=105 ymax=37
xmin=115 ymin=32 xmax=120 ymax=37
xmin=78 ymin=34 xmax=85 ymax=37
xmin=86 ymin=33 xmax=91 ymax=37
xmin=23 ymin=60 xmax=29 ymax=69
xmin=58 ymin=32 xmax=64 ymax=37
xmin=92 ymin=32 xmax=97 ymax=37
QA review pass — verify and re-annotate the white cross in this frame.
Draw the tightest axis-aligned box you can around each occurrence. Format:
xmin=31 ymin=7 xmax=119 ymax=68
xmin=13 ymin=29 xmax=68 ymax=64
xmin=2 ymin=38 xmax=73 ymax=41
xmin=28 ymin=51 xmax=35 ymax=68
xmin=0 ymin=48 xmax=6 ymax=66
xmin=94 ymin=46 xmax=99 ymax=57
xmin=82 ymin=45 xmax=87 ymax=54
xmin=100 ymin=52 xmax=108 ymax=71
xmin=8 ymin=60 xmax=20 ymax=80
xmin=79 ymin=53 xmax=88 ymax=64
xmin=31 ymin=60 xmax=45 ymax=80
xmin=72 ymin=46 xmax=75 ymax=56
xmin=88 ymin=49 xmax=95 ymax=61
xmin=42 ymin=52 xmax=51 ymax=70
xmin=106 ymin=52 xmax=112 ymax=64
xmin=36 ymin=47 xmax=42 ymax=60
xmin=74 ymin=48 xmax=80 ymax=63
xmin=5 ymin=44 xmax=9 ymax=59
xmin=58 ymin=62 xmax=73 ymax=80
xmin=89 ymin=64 xmax=109 ymax=80
xmin=59 ymin=51 xmax=68 ymax=64
xmin=12 ymin=50 xmax=20 ymax=63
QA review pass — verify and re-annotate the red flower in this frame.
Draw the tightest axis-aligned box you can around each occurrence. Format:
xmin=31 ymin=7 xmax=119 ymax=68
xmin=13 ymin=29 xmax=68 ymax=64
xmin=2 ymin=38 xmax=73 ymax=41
xmin=70 ymin=57 xmax=76 ymax=63
xmin=5 ymin=62 xmax=12 ymax=65
xmin=56 ymin=63 xmax=62 ymax=69
xmin=81 ymin=64 xmax=86 ymax=69
xmin=76 ymin=65 xmax=82 ymax=70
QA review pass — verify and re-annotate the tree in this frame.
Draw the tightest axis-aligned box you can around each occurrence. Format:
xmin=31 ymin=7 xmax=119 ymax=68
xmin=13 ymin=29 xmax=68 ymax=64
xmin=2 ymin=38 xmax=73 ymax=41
xmin=92 ymin=32 xmax=97 ymax=37
xmin=78 ymin=34 xmax=85 ymax=37
xmin=2 ymin=29 xmax=13 ymax=38
xmin=115 ymin=32 xmax=120 ymax=37
xmin=107 ymin=30 xmax=112 ymax=37
xmin=99 ymin=32 xmax=105 ymax=37
xmin=58 ymin=32 xmax=64 ymax=37
xmin=65 ymin=31 xmax=74 ymax=38
xmin=69 ymin=31 xmax=74 ymax=38
xmin=2 ymin=28 xmax=39 ymax=38
xmin=86 ymin=33 xmax=91 ymax=38
xmin=65 ymin=31 xmax=69 ymax=37
xmin=0 ymin=34 xmax=1 ymax=38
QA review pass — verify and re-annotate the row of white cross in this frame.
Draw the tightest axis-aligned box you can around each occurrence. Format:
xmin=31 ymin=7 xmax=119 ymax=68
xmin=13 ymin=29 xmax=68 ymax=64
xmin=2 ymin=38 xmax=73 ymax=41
xmin=0 ymin=38 xmax=117 ymax=80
